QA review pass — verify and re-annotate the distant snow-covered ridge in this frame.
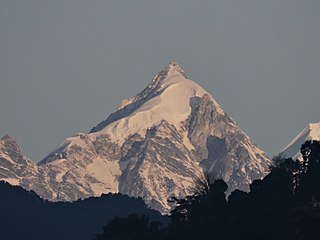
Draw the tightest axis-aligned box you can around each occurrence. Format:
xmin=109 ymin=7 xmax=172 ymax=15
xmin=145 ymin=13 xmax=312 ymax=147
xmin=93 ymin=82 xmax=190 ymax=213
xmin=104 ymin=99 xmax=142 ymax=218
xmin=280 ymin=121 xmax=320 ymax=160
xmin=0 ymin=61 xmax=272 ymax=214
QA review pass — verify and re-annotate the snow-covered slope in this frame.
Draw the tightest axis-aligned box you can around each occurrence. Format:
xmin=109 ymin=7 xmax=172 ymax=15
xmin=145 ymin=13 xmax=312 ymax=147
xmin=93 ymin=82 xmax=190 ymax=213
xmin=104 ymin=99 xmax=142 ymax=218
xmin=0 ymin=62 xmax=272 ymax=214
xmin=280 ymin=121 xmax=320 ymax=160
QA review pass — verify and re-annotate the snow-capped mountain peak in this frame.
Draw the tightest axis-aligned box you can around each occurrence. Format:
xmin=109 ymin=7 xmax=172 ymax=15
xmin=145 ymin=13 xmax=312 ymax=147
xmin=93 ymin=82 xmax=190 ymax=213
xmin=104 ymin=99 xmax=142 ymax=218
xmin=133 ymin=61 xmax=189 ymax=101
xmin=90 ymin=62 xmax=220 ymax=146
xmin=90 ymin=62 xmax=218 ymax=135
xmin=0 ymin=134 xmax=40 ymax=187
xmin=0 ymin=62 xmax=272 ymax=214
xmin=0 ymin=135 xmax=31 ymax=165
xmin=1 ymin=134 xmax=19 ymax=151
xmin=280 ymin=121 xmax=320 ymax=159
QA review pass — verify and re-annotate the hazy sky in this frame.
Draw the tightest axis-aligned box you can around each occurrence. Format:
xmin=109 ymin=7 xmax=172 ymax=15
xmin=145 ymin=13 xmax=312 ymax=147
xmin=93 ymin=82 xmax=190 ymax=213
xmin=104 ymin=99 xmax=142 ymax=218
xmin=1 ymin=0 xmax=319 ymax=162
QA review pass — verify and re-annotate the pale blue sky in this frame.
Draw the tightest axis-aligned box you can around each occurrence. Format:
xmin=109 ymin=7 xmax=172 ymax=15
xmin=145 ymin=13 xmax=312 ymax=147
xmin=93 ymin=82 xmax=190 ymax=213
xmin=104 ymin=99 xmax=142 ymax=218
xmin=1 ymin=0 xmax=319 ymax=162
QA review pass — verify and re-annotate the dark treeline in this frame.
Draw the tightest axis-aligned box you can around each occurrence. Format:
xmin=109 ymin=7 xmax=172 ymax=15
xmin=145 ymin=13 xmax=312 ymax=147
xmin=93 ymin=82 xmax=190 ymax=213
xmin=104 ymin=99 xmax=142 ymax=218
xmin=0 ymin=182 xmax=167 ymax=240
xmin=95 ymin=140 xmax=320 ymax=240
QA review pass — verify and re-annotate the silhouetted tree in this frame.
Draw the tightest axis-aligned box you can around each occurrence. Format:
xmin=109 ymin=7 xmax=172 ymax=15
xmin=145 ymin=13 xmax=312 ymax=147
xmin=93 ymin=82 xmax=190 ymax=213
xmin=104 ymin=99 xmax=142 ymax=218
xmin=293 ymin=141 xmax=320 ymax=239
xmin=91 ymin=141 xmax=320 ymax=240
xmin=94 ymin=214 xmax=163 ymax=240
xmin=168 ymin=179 xmax=228 ymax=240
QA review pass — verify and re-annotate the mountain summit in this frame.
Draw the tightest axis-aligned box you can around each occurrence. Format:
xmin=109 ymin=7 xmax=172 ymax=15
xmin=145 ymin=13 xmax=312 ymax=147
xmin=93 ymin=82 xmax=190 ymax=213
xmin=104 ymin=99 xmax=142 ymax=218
xmin=0 ymin=62 xmax=272 ymax=213
xmin=89 ymin=61 xmax=221 ymax=143
xmin=89 ymin=61 xmax=205 ymax=134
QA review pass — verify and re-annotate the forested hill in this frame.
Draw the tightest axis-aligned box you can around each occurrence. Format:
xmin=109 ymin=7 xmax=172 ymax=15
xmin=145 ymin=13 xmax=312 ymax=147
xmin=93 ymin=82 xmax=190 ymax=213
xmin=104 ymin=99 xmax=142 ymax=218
xmin=0 ymin=181 xmax=167 ymax=240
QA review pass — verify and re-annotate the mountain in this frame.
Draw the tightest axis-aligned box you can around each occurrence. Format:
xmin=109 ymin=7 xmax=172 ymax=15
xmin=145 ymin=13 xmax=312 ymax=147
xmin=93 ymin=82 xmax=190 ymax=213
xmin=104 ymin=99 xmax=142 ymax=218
xmin=280 ymin=121 xmax=320 ymax=159
xmin=0 ymin=62 xmax=272 ymax=214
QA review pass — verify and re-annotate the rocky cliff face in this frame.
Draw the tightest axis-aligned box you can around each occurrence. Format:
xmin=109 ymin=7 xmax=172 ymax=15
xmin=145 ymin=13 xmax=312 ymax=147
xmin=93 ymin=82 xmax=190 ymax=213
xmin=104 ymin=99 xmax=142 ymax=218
xmin=0 ymin=135 xmax=55 ymax=199
xmin=186 ymin=95 xmax=270 ymax=192
xmin=0 ymin=135 xmax=36 ymax=185
xmin=0 ymin=62 xmax=272 ymax=213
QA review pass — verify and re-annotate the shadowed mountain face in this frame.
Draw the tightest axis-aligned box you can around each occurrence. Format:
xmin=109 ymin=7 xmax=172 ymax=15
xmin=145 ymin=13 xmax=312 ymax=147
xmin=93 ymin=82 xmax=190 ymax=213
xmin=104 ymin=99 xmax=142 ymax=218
xmin=0 ymin=62 xmax=272 ymax=214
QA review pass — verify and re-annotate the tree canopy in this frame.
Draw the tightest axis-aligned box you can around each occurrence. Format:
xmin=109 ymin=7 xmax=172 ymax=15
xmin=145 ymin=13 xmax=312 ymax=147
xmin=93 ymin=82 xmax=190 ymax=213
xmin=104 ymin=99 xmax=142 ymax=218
xmin=94 ymin=140 xmax=320 ymax=240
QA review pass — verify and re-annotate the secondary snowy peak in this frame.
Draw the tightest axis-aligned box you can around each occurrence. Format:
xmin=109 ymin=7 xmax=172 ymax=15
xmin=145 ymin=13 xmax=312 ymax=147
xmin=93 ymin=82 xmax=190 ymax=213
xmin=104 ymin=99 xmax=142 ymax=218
xmin=280 ymin=121 xmax=320 ymax=159
xmin=0 ymin=134 xmax=39 ymax=187
xmin=1 ymin=135 xmax=22 ymax=152
xmin=0 ymin=135 xmax=32 ymax=166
